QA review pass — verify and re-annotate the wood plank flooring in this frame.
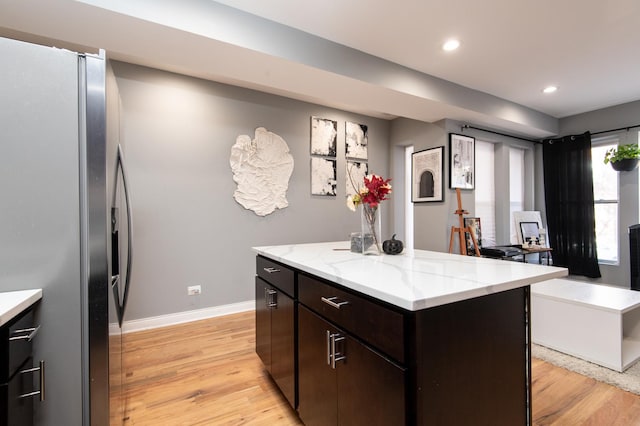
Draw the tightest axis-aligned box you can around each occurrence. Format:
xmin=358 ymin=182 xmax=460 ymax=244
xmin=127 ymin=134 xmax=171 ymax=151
xmin=118 ymin=311 xmax=640 ymax=425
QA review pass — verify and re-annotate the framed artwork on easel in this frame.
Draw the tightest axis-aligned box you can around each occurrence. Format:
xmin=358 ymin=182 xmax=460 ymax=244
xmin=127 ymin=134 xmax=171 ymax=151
xmin=520 ymin=221 xmax=540 ymax=244
xmin=464 ymin=217 xmax=482 ymax=254
xmin=449 ymin=133 xmax=475 ymax=190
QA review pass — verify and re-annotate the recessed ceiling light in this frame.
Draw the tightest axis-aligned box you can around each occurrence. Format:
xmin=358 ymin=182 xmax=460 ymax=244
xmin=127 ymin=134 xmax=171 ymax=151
xmin=442 ymin=39 xmax=460 ymax=52
xmin=543 ymin=86 xmax=558 ymax=94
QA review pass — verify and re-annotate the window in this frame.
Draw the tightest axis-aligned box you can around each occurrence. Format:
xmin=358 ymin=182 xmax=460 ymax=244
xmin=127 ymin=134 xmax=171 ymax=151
xmin=509 ymin=148 xmax=525 ymax=244
xmin=475 ymin=141 xmax=496 ymax=247
xmin=475 ymin=143 xmax=527 ymax=248
xmin=592 ymin=141 xmax=619 ymax=263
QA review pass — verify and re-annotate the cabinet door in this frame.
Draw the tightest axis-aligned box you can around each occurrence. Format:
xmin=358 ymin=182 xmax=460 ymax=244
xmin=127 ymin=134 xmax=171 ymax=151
xmin=255 ymin=277 xmax=272 ymax=370
xmin=337 ymin=336 xmax=406 ymax=426
xmin=299 ymin=304 xmax=406 ymax=426
xmin=5 ymin=361 xmax=34 ymax=426
xmin=270 ymin=288 xmax=295 ymax=408
xmin=298 ymin=306 xmax=337 ymax=426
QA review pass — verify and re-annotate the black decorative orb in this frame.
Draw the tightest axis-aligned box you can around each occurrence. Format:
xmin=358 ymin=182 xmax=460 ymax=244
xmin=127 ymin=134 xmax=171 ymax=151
xmin=611 ymin=158 xmax=639 ymax=172
xmin=383 ymin=234 xmax=404 ymax=255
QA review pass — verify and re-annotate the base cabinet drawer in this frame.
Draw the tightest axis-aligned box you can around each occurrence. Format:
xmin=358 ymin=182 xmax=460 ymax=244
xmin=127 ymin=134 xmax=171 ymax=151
xmin=298 ymin=273 xmax=405 ymax=363
xmin=298 ymin=305 xmax=405 ymax=426
xmin=7 ymin=312 xmax=34 ymax=382
xmin=256 ymin=256 xmax=295 ymax=297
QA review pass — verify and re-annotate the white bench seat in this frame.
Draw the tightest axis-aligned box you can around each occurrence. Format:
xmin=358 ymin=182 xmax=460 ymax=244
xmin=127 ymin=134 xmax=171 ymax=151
xmin=531 ymin=278 xmax=640 ymax=372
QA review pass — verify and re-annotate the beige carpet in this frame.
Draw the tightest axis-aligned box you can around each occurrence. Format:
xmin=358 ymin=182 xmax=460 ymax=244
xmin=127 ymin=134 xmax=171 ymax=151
xmin=532 ymin=344 xmax=640 ymax=395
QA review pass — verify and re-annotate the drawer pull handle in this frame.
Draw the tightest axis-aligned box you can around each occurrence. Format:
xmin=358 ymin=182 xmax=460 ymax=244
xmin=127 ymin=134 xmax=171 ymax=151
xmin=19 ymin=360 xmax=45 ymax=401
xmin=263 ymin=267 xmax=280 ymax=274
xmin=321 ymin=296 xmax=349 ymax=309
xmin=10 ymin=325 xmax=41 ymax=342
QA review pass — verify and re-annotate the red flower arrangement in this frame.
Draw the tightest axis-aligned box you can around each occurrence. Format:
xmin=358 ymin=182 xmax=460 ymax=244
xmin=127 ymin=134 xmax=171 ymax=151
xmin=346 ymin=174 xmax=392 ymax=211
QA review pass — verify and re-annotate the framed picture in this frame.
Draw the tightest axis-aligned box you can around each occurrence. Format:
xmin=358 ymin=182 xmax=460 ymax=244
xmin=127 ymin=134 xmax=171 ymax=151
xmin=513 ymin=211 xmax=543 ymax=245
xmin=310 ymin=116 xmax=337 ymax=157
xmin=310 ymin=157 xmax=337 ymax=196
xmin=464 ymin=217 xmax=482 ymax=254
xmin=520 ymin=221 xmax=540 ymax=244
xmin=412 ymin=146 xmax=444 ymax=202
xmin=345 ymin=121 xmax=368 ymax=160
xmin=346 ymin=160 xmax=368 ymax=198
xmin=449 ymin=133 xmax=475 ymax=189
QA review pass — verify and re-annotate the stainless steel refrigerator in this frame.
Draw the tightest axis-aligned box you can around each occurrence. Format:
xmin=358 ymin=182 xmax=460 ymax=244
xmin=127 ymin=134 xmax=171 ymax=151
xmin=0 ymin=36 xmax=132 ymax=426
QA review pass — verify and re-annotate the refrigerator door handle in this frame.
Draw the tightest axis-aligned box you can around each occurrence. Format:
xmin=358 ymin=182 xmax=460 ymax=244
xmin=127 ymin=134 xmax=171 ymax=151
xmin=111 ymin=277 xmax=124 ymax=327
xmin=117 ymin=144 xmax=134 ymax=320
xmin=110 ymin=205 xmax=124 ymax=326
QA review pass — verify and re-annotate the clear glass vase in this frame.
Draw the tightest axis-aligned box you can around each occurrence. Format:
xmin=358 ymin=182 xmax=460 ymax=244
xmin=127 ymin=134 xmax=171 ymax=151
xmin=361 ymin=204 xmax=382 ymax=255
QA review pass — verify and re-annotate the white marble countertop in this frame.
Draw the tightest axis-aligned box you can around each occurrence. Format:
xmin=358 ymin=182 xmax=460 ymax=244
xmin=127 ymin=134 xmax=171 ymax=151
xmin=0 ymin=289 xmax=42 ymax=327
xmin=253 ymin=242 xmax=568 ymax=311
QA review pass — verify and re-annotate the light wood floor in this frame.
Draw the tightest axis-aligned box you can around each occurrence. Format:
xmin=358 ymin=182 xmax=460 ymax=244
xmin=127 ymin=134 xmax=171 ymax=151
xmin=119 ymin=311 xmax=640 ymax=425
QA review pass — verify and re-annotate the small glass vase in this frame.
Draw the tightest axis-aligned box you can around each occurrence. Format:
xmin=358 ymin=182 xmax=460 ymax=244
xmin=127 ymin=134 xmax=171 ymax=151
xmin=361 ymin=204 xmax=382 ymax=255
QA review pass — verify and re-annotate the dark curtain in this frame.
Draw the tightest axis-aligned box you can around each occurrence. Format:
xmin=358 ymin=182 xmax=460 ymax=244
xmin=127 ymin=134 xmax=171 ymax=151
xmin=543 ymin=131 xmax=601 ymax=278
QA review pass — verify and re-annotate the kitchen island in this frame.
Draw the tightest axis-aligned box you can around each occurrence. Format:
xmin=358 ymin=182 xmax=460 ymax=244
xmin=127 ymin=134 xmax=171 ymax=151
xmin=254 ymin=242 xmax=568 ymax=425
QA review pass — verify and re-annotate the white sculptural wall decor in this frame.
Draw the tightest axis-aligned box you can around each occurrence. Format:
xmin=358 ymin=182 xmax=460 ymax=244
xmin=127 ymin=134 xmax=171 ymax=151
xmin=230 ymin=127 xmax=294 ymax=216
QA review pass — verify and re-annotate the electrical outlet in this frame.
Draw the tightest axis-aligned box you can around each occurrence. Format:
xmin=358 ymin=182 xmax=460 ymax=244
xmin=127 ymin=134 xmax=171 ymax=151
xmin=187 ymin=285 xmax=201 ymax=296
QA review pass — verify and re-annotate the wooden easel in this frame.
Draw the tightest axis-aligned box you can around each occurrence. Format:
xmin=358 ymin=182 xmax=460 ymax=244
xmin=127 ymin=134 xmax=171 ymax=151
xmin=448 ymin=188 xmax=481 ymax=256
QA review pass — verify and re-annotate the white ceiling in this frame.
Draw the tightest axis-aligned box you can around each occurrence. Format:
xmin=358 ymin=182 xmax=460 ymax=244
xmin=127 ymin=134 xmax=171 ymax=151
xmin=213 ymin=0 xmax=640 ymax=119
xmin=1 ymin=0 xmax=639 ymax=138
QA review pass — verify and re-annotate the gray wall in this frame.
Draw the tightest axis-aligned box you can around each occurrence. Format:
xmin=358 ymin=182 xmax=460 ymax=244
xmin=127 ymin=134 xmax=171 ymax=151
xmin=389 ymin=118 xmax=449 ymax=251
xmin=389 ymin=118 xmax=537 ymax=253
xmin=111 ymin=61 xmax=391 ymax=321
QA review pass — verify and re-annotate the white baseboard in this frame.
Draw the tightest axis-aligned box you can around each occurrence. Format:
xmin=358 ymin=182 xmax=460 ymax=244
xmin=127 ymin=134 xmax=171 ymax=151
xmin=109 ymin=300 xmax=255 ymax=335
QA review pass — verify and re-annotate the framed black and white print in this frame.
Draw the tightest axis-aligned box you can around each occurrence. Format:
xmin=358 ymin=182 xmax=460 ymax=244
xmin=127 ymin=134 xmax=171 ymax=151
xmin=449 ymin=133 xmax=475 ymax=189
xmin=310 ymin=157 xmax=337 ymax=196
xmin=412 ymin=146 xmax=444 ymax=202
xmin=310 ymin=116 xmax=337 ymax=157
xmin=345 ymin=121 xmax=368 ymax=160
xmin=346 ymin=160 xmax=368 ymax=198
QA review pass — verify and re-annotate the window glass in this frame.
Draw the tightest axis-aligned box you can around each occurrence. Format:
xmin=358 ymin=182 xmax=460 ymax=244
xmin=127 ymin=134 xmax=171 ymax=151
xmin=592 ymin=142 xmax=619 ymax=263
xmin=475 ymin=141 xmax=496 ymax=247
xmin=509 ymin=148 xmax=525 ymax=244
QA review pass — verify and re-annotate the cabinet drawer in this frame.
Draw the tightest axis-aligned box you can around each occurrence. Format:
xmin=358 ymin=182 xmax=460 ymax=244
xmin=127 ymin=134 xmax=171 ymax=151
xmin=298 ymin=273 xmax=405 ymax=363
xmin=256 ymin=256 xmax=295 ymax=298
xmin=1 ymin=310 xmax=36 ymax=382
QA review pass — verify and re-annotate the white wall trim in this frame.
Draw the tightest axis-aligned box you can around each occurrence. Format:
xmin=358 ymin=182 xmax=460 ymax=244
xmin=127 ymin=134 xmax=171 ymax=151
xmin=109 ymin=300 xmax=255 ymax=335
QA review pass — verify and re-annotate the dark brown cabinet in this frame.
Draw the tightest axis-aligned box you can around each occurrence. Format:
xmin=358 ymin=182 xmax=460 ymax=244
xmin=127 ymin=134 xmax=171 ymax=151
xmin=255 ymin=257 xmax=296 ymax=408
xmin=1 ymin=307 xmax=42 ymax=426
xmin=298 ymin=305 xmax=405 ymax=426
